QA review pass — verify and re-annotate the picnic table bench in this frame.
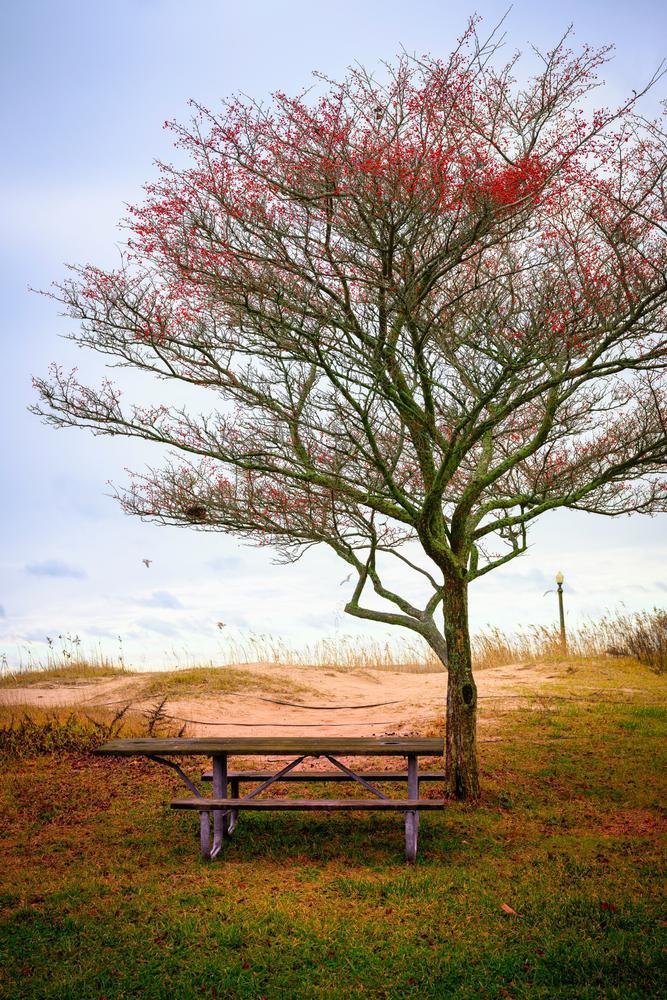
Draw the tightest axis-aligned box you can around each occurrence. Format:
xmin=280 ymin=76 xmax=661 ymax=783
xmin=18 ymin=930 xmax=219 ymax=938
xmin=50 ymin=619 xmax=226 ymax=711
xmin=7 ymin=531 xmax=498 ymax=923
xmin=95 ymin=737 xmax=446 ymax=862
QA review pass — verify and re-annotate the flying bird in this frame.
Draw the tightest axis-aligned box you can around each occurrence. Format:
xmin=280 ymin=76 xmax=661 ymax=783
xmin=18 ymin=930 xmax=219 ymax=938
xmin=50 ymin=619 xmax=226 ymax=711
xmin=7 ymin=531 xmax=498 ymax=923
xmin=339 ymin=573 xmax=353 ymax=585
xmin=216 ymin=621 xmax=226 ymax=629
xmin=142 ymin=559 xmax=153 ymax=569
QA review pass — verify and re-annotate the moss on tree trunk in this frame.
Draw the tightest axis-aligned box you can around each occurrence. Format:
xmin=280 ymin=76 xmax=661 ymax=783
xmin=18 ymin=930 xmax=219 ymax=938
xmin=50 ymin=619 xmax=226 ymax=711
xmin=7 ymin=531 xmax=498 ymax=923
xmin=443 ymin=574 xmax=480 ymax=801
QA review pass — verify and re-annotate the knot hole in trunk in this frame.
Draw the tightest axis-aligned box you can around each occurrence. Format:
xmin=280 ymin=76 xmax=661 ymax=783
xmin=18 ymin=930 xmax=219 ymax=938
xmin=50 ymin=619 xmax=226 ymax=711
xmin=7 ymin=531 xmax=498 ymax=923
xmin=462 ymin=683 xmax=474 ymax=706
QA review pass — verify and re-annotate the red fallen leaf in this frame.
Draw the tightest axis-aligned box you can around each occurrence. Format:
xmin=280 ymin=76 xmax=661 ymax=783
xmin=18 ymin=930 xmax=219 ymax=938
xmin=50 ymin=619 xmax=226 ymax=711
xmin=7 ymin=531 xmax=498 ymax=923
xmin=501 ymin=903 xmax=522 ymax=916
xmin=241 ymin=961 xmax=251 ymax=970
xmin=601 ymin=901 xmax=617 ymax=912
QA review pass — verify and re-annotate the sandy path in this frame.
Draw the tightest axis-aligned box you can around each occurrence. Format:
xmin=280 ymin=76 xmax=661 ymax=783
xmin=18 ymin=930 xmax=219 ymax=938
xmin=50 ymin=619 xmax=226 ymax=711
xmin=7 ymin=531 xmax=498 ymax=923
xmin=0 ymin=661 xmax=555 ymax=737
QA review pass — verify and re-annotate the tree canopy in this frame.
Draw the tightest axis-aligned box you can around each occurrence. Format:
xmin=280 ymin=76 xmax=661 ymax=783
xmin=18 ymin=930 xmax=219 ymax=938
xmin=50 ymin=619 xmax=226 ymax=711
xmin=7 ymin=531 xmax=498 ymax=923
xmin=33 ymin=22 xmax=667 ymax=797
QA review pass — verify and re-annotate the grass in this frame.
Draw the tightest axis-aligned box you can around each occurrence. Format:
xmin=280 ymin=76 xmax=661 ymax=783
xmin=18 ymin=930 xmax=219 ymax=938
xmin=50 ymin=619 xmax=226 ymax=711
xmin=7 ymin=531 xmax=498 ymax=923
xmin=3 ymin=607 xmax=664 ymax=682
xmin=0 ymin=658 xmax=664 ymax=998
xmin=472 ymin=607 xmax=667 ymax=672
xmin=137 ymin=666 xmax=317 ymax=700
xmin=0 ymin=661 xmax=128 ymax=688
xmin=0 ymin=702 xmax=187 ymax=755
xmin=514 ymin=652 xmax=667 ymax=703
xmin=0 ymin=655 xmax=317 ymax=705
xmin=229 ymin=608 xmax=667 ymax=674
xmin=0 ymin=664 xmax=316 ymax=755
xmin=0 ymin=633 xmax=131 ymax=686
xmin=0 ymin=664 xmax=314 ymax=708
xmin=238 ymin=634 xmax=448 ymax=672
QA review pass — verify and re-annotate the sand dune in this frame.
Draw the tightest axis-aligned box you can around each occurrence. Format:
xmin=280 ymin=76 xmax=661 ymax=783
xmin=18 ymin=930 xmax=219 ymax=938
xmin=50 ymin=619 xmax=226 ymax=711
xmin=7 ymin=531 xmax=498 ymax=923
xmin=1 ymin=660 xmax=557 ymax=738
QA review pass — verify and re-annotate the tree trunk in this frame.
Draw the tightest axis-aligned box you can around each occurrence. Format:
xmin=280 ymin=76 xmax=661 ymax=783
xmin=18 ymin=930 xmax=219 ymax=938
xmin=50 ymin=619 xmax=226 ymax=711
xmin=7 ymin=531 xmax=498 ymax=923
xmin=443 ymin=573 xmax=480 ymax=801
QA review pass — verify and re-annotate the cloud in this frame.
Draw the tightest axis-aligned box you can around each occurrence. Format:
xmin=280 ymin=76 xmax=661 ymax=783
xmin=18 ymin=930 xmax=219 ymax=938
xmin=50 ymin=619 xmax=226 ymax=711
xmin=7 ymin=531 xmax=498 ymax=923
xmin=134 ymin=617 xmax=183 ymax=637
xmin=0 ymin=605 xmax=5 ymax=618
xmin=231 ymin=614 xmax=252 ymax=628
xmin=25 ymin=559 xmax=86 ymax=579
xmin=86 ymin=626 xmax=123 ymax=640
xmin=298 ymin=611 xmax=337 ymax=629
xmin=475 ymin=565 xmax=581 ymax=596
xmin=134 ymin=590 xmax=184 ymax=609
xmin=477 ymin=567 xmax=553 ymax=591
xmin=214 ymin=613 xmax=252 ymax=629
xmin=207 ymin=556 xmax=243 ymax=572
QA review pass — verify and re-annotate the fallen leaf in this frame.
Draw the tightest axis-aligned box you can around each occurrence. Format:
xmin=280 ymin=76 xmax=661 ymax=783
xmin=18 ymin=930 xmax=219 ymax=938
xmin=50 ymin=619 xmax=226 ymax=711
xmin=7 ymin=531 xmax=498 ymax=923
xmin=600 ymin=901 xmax=617 ymax=913
xmin=501 ymin=902 xmax=522 ymax=916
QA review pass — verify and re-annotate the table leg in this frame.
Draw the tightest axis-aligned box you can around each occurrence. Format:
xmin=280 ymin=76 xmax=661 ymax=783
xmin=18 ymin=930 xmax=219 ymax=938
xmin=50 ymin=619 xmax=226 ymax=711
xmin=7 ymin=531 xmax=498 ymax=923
xmin=229 ymin=778 xmax=240 ymax=835
xmin=211 ymin=753 xmax=228 ymax=858
xmin=147 ymin=754 xmax=212 ymax=860
xmin=405 ymin=753 xmax=419 ymax=863
xmin=411 ymin=754 xmax=421 ymax=835
xmin=199 ymin=810 xmax=211 ymax=860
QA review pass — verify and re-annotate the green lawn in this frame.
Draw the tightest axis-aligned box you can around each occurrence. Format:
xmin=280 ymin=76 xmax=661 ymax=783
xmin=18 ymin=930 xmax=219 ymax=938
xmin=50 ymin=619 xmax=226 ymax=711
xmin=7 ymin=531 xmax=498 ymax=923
xmin=0 ymin=688 xmax=665 ymax=998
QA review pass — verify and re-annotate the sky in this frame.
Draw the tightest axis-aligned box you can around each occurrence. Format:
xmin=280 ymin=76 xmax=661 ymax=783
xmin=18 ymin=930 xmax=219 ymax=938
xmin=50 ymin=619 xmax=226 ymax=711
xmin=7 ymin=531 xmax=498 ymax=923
xmin=1 ymin=0 xmax=666 ymax=670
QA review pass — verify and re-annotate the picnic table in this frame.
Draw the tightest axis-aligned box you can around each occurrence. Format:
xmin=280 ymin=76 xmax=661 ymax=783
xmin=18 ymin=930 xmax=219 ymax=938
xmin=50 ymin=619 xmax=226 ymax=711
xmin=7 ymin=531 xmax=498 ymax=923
xmin=95 ymin=737 xmax=446 ymax=862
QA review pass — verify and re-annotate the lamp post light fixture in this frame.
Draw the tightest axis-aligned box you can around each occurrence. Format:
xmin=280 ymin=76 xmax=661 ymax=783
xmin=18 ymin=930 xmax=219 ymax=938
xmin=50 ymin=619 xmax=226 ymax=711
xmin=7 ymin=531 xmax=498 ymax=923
xmin=555 ymin=571 xmax=567 ymax=654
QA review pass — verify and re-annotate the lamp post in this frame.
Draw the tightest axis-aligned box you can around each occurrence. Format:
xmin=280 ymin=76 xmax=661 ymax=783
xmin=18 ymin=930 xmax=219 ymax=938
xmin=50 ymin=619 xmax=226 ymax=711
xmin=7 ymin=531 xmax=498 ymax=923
xmin=555 ymin=571 xmax=567 ymax=654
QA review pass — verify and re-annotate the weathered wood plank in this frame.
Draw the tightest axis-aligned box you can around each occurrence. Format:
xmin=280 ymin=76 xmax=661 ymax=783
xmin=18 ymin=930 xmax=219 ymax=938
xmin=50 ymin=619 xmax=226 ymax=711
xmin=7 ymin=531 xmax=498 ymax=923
xmin=211 ymin=754 xmax=228 ymax=856
xmin=95 ymin=737 xmax=444 ymax=757
xmin=201 ymin=770 xmax=447 ymax=782
xmin=171 ymin=798 xmax=447 ymax=811
xmin=199 ymin=809 xmax=211 ymax=860
xmin=405 ymin=753 xmax=419 ymax=863
xmin=321 ymin=754 xmax=389 ymax=799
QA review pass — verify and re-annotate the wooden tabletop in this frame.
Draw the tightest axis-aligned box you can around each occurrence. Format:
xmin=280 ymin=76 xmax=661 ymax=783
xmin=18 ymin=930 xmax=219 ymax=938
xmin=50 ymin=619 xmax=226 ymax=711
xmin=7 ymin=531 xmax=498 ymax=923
xmin=94 ymin=737 xmax=444 ymax=757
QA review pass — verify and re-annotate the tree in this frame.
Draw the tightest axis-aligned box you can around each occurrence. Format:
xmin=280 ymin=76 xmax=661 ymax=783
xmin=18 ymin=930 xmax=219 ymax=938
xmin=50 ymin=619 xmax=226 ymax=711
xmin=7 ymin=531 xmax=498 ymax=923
xmin=33 ymin=22 xmax=667 ymax=800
